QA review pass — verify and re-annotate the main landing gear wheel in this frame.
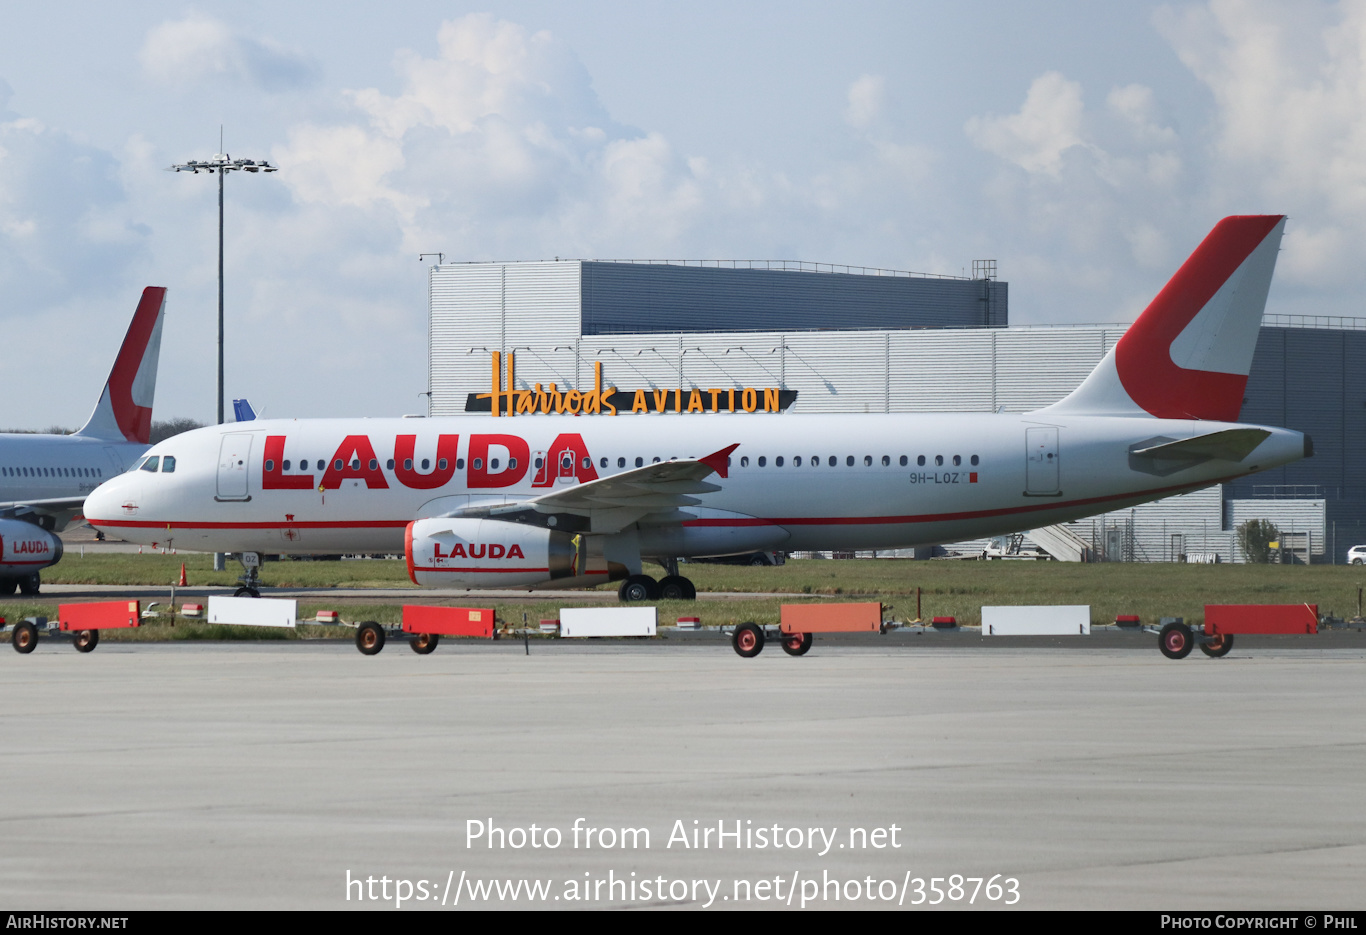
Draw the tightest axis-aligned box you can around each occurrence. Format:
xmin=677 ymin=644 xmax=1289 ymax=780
xmin=233 ymin=587 xmax=261 ymax=598
xmin=781 ymin=632 xmax=813 ymax=656
xmin=409 ymin=632 xmax=439 ymax=655
xmin=657 ymin=575 xmax=696 ymax=601
xmin=732 ymin=622 xmax=765 ymax=658
xmin=18 ymin=573 xmax=40 ymax=596
xmin=1159 ymin=621 xmax=1195 ymax=660
xmin=1200 ymin=633 xmax=1235 ymax=658
xmin=618 ymin=574 xmax=659 ymax=602
xmin=11 ymin=621 xmax=37 ymax=654
xmin=73 ymin=629 xmax=100 ymax=653
xmin=355 ymin=621 xmax=385 ymax=655
xmin=0 ymin=578 xmax=16 ymax=596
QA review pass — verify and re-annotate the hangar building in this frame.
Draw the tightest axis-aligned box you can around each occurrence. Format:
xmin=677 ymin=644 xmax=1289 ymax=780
xmin=427 ymin=258 xmax=1352 ymax=563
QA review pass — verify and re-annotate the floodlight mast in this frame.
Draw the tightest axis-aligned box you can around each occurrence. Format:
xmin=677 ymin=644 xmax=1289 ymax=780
xmin=167 ymin=153 xmax=278 ymax=426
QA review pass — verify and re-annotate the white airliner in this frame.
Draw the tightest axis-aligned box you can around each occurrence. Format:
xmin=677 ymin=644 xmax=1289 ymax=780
xmin=85 ymin=217 xmax=1308 ymax=601
xmin=0 ymin=287 xmax=166 ymax=595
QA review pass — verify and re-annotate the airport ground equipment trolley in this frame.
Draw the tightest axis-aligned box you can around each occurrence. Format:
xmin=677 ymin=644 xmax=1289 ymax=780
xmin=726 ymin=602 xmax=886 ymax=657
xmin=1144 ymin=603 xmax=1366 ymax=659
xmin=353 ymin=605 xmax=497 ymax=655
xmin=5 ymin=601 xmax=142 ymax=653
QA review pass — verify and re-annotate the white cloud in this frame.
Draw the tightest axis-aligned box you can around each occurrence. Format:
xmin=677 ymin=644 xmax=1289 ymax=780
xmin=965 ymin=72 xmax=1090 ymax=177
xmin=1155 ymin=0 xmax=1366 ymax=287
xmin=140 ymin=14 xmax=319 ymax=92
xmin=1106 ymin=84 xmax=1177 ymax=145
xmin=845 ymin=74 xmax=886 ymax=129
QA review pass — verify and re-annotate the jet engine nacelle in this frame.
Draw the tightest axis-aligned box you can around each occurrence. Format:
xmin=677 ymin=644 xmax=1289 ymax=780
xmin=405 ymin=517 xmax=576 ymax=588
xmin=0 ymin=518 xmax=64 ymax=576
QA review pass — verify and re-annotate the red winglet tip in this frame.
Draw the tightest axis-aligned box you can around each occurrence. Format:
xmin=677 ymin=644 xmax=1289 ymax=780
xmin=699 ymin=443 xmax=739 ymax=478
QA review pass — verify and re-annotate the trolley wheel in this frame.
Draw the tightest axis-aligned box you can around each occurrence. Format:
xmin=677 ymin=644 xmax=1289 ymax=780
xmin=657 ymin=575 xmax=696 ymax=601
xmin=732 ymin=622 xmax=765 ymax=658
xmin=11 ymin=621 xmax=37 ymax=654
xmin=781 ymin=631 xmax=813 ymax=656
xmin=234 ymin=587 xmax=261 ymax=598
xmin=617 ymin=574 xmax=659 ymax=602
xmin=1158 ymin=621 xmax=1194 ymax=660
xmin=355 ymin=621 xmax=385 ymax=655
xmin=409 ymin=632 xmax=439 ymax=655
xmin=73 ymin=629 xmax=100 ymax=653
xmin=1199 ymin=633 xmax=1235 ymax=658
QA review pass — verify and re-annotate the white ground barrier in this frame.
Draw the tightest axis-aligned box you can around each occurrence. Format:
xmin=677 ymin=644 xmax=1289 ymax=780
xmin=558 ymin=607 xmax=657 ymax=638
xmin=981 ymin=605 xmax=1091 ymax=636
xmin=207 ymin=596 xmax=298 ymax=629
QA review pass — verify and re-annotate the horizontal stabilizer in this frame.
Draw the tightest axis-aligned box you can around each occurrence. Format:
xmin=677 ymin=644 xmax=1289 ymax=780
xmin=1131 ymin=428 xmax=1271 ymax=462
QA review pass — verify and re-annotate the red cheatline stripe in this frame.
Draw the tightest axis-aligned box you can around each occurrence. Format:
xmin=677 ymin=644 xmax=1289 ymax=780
xmin=413 ymin=566 xmax=550 ymax=574
xmin=88 ymin=518 xmax=410 ymax=530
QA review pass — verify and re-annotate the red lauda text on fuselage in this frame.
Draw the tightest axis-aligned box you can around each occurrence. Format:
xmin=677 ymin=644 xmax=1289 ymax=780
xmin=261 ymin=433 xmax=600 ymax=492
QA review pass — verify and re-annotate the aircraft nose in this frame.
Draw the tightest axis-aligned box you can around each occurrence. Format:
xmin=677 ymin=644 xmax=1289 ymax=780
xmin=85 ymin=476 xmax=136 ymax=526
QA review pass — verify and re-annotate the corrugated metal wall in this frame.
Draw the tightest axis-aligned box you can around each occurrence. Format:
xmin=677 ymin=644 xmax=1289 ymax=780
xmin=579 ymin=262 xmax=1006 ymax=333
xmin=1228 ymin=326 xmax=1366 ymax=561
xmin=1060 ymin=486 xmax=1232 ymax=562
xmin=1226 ymin=499 xmax=1326 ymax=561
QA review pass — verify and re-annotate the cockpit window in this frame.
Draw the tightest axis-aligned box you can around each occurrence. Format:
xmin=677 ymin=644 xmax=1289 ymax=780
xmin=161 ymin=456 xmax=177 ymax=473
xmin=139 ymin=456 xmax=160 ymax=473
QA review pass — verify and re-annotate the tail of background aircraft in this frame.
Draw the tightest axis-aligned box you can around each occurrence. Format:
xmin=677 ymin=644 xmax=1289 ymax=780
xmin=1045 ymin=215 xmax=1285 ymax=421
xmin=232 ymin=398 xmax=257 ymax=422
xmin=75 ymin=286 xmax=167 ymax=444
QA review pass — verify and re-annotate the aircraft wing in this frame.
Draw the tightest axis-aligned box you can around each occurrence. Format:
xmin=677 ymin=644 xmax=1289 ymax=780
xmin=448 ymin=444 xmax=738 ymax=534
xmin=0 ymin=495 xmax=87 ymax=531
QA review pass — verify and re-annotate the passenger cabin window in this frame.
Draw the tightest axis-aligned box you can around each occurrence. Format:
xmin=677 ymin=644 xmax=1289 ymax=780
xmin=139 ymin=456 xmax=160 ymax=473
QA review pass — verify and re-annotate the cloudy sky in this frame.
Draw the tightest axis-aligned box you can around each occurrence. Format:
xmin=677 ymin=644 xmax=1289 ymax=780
xmin=2 ymin=1 xmax=1363 ymax=428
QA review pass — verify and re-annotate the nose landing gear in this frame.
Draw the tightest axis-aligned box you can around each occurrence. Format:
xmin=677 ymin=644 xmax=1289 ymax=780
xmin=232 ymin=552 xmax=263 ymax=598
